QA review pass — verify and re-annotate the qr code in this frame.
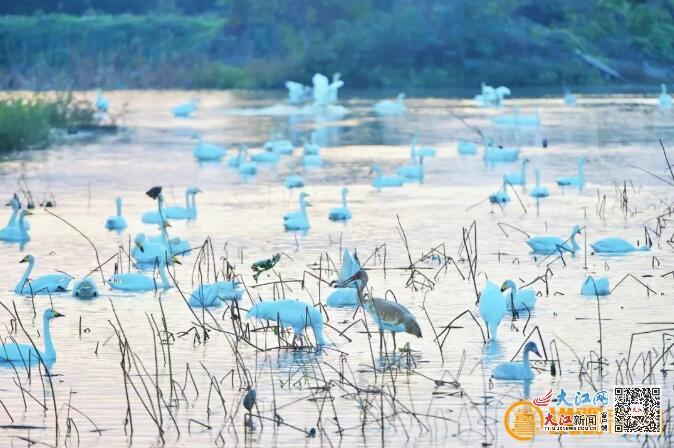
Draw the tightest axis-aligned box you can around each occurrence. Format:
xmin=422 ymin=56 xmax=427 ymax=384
xmin=613 ymin=386 xmax=661 ymax=434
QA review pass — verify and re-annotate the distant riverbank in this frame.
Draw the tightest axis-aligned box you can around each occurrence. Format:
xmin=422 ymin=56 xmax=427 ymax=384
xmin=1 ymin=10 xmax=672 ymax=91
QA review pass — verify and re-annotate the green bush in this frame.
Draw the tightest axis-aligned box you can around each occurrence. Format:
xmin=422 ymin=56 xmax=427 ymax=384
xmin=0 ymin=94 xmax=97 ymax=152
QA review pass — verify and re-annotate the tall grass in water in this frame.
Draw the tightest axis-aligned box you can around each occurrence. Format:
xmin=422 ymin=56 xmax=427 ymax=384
xmin=0 ymin=93 xmax=96 ymax=152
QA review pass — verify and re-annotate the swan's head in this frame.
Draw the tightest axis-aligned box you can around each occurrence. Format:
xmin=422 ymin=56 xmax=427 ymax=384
xmin=146 ymin=186 xmax=162 ymax=200
xmin=6 ymin=194 xmax=20 ymax=209
xmin=187 ymin=186 xmax=202 ymax=195
xmin=19 ymin=210 xmax=32 ymax=219
xmin=571 ymin=224 xmax=582 ymax=235
xmin=44 ymin=308 xmax=64 ymax=321
xmin=299 ymin=192 xmax=311 ymax=207
xmin=115 ymin=196 xmax=122 ymax=207
xmin=662 ymin=84 xmax=667 ymax=93
xmin=341 ymin=187 xmax=348 ymax=197
xmin=397 ymin=93 xmax=406 ymax=101
xmin=500 ymin=279 xmax=516 ymax=292
xmin=523 ymin=158 xmax=530 ymax=164
xmin=19 ymin=254 xmax=34 ymax=264
xmin=524 ymin=341 xmax=540 ymax=357
xmin=370 ymin=164 xmax=382 ymax=175
xmin=134 ymin=233 xmax=148 ymax=251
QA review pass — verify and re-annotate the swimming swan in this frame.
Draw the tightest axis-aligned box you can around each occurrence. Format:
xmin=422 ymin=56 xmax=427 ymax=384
xmin=373 ymin=93 xmax=406 ymax=116
xmin=371 ymin=164 xmax=405 ymax=190
xmin=328 ymin=187 xmax=352 ymax=221
xmin=659 ymin=84 xmax=672 ymax=110
xmin=108 ymin=257 xmax=178 ymax=291
xmin=529 ymin=169 xmax=549 ymax=198
xmin=72 ymin=278 xmax=99 ymax=299
xmin=500 ymin=279 xmax=536 ymax=312
xmin=0 ymin=309 xmax=64 ymax=364
xmin=492 ymin=341 xmax=540 ymax=380
xmin=15 ymin=254 xmax=71 ymax=296
xmin=193 ymin=135 xmax=226 ymax=161
xmin=526 ymin=225 xmax=581 ymax=254
xmin=105 ymin=197 xmax=128 ymax=230
xmin=590 ymin=237 xmax=650 ymax=254
xmin=581 ymin=276 xmax=610 ymax=296
xmin=556 ymin=158 xmax=585 ymax=191
xmin=3 ymin=194 xmax=31 ymax=230
xmin=0 ymin=210 xmax=31 ymax=242
xmin=284 ymin=192 xmax=310 ymax=231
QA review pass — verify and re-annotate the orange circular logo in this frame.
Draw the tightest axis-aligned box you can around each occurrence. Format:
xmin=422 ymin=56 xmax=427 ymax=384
xmin=504 ymin=400 xmax=544 ymax=441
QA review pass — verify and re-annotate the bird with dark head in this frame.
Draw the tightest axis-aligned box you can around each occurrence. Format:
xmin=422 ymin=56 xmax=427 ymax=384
xmin=146 ymin=186 xmax=162 ymax=200
xmin=339 ymin=269 xmax=422 ymax=352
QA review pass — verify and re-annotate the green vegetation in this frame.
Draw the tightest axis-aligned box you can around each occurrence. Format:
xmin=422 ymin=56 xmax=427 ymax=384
xmin=0 ymin=94 xmax=97 ymax=152
xmin=0 ymin=1 xmax=673 ymax=89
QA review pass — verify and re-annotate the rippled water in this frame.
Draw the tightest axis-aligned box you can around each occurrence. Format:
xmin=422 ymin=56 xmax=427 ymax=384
xmin=0 ymin=90 xmax=673 ymax=447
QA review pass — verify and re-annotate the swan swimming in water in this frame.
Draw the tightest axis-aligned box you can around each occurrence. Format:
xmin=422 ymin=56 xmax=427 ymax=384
xmin=479 ymin=281 xmax=507 ymax=341
xmin=659 ymin=84 xmax=672 ymax=110
xmin=247 ymin=299 xmax=327 ymax=347
xmin=556 ymin=158 xmax=585 ymax=191
xmin=526 ymin=225 xmax=581 ymax=254
xmin=489 ymin=181 xmax=510 ymax=205
xmin=164 ymin=187 xmax=201 ymax=220
xmin=590 ymin=237 xmax=650 ymax=254
xmin=457 ymin=140 xmax=478 ymax=155
xmin=564 ymin=89 xmax=577 ymax=106
xmin=72 ymin=278 xmax=99 ymax=299
xmin=581 ymin=276 xmax=610 ymax=296
xmin=475 ymin=83 xmax=511 ymax=107
xmin=500 ymin=279 xmax=536 ymax=312
xmin=172 ymin=99 xmax=198 ymax=117
xmin=0 ymin=309 xmax=64 ymax=364
xmin=15 ymin=255 xmax=72 ymax=296
xmin=143 ymin=187 xmax=200 ymax=223
xmin=340 ymin=269 xmax=422 ymax=351
xmin=503 ymin=158 xmax=529 ymax=189
xmin=396 ymin=154 xmax=425 ymax=182
xmin=371 ymin=164 xmax=405 ymax=190
xmin=108 ymin=257 xmax=178 ymax=291
xmin=264 ymin=137 xmax=294 ymax=155
xmin=328 ymin=187 xmax=352 ymax=221
xmin=483 ymin=144 xmax=520 ymax=165
xmin=95 ymin=90 xmax=109 ymax=112
xmin=235 ymin=146 xmax=258 ymax=176
xmin=373 ymin=93 xmax=406 ymax=116
xmin=3 ymin=194 xmax=31 ymax=231
xmin=492 ymin=341 xmax=540 ymax=380
xmin=529 ymin=169 xmax=549 ymax=198
xmin=105 ymin=197 xmax=127 ymax=230
xmin=189 ymin=281 xmax=244 ymax=307
xmin=284 ymin=192 xmax=310 ymax=231
xmin=285 ymin=81 xmax=311 ymax=104
xmin=193 ymin=135 xmax=226 ymax=161
xmin=0 ymin=210 xmax=31 ymax=242
xmin=285 ymin=174 xmax=305 ymax=189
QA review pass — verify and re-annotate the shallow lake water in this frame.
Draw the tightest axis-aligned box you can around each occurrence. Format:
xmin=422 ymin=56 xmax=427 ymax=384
xmin=0 ymin=90 xmax=673 ymax=447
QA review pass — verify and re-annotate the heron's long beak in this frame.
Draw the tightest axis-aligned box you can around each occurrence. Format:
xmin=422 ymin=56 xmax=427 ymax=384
xmin=53 ymin=311 xmax=65 ymax=318
xmin=337 ymin=272 xmax=359 ymax=288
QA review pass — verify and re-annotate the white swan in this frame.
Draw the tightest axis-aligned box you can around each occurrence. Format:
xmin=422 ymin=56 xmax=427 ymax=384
xmin=15 ymin=255 xmax=72 ymax=296
xmin=0 ymin=309 xmax=64 ymax=364
xmin=328 ymin=187 xmax=352 ymax=221
xmin=374 ymin=93 xmax=406 ymax=115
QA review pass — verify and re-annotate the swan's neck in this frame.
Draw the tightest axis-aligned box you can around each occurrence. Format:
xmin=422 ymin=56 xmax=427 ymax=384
xmin=116 ymin=200 xmax=122 ymax=217
xmin=341 ymin=191 xmax=348 ymax=208
xmin=535 ymin=171 xmax=541 ymax=187
xmin=521 ymin=162 xmax=527 ymax=176
xmin=312 ymin=321 xmax=326 ymax=346
xmin=523 ymin=348 xmax=532 ymax=371
xmin=158 ymin=264 xmax=170 ymax=289
xmin=18 ymin=214 xmax=28 ymax=238
xmin=15 ymin=258 xmax=34 ymax=293
xmin=43 ymin=315 xmax=56 ymax=360
xmin=570 ymin=231 xmax=580 ymax=251
xmin=8 ymin=204 xmax=18 ymax=226
xmin=578 ymin=161 xmax=584 ymax=178
xmin=190 ymin=193 xmax=197 ymax=213
xmin=184 ymin=191 xmax=190 ymax=208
